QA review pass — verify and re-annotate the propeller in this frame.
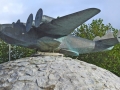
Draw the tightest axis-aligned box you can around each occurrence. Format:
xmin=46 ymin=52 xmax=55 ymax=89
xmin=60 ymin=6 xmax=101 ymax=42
xmin=35 ymin=8 xmax=43 ymax=27
xmin=26 ymin=13 xmax=33 ymax=32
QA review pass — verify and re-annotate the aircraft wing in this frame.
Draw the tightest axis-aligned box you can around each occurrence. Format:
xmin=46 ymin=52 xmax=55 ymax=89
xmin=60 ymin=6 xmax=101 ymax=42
xmin=40 ymin=8 xmax=100 ymax=36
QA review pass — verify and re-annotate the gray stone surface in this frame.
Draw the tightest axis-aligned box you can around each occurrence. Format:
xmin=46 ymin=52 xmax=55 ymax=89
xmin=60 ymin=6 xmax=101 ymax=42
xmin=0 ymin=56 xmax=120 ymax=90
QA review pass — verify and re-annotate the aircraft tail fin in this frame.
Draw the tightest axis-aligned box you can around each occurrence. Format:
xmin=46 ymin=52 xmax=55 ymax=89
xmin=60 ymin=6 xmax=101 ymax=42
xmin=116 ymin=30 xmax=120 ymax=42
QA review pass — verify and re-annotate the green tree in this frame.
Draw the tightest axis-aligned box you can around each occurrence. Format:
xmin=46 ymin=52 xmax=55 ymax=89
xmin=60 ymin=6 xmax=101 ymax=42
xmin=73 ymin=18 xmax=120 ymax=76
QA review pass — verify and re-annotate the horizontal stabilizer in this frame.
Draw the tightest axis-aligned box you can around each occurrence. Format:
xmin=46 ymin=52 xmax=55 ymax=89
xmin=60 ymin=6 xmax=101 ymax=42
xmin=93 ymin=36 xmax=101 ymax=41
xmin=95 ymin=38 xmax=118 ymax=46
xmin=93 ymin=31 xmax=114 ymax=41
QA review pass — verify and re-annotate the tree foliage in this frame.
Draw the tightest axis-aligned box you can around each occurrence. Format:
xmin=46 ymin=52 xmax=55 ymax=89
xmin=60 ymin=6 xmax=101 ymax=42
xmin=0 ymin=40 xmax=35 ymax=63
xmin=73 ymin=18 xmax=120 ymax=76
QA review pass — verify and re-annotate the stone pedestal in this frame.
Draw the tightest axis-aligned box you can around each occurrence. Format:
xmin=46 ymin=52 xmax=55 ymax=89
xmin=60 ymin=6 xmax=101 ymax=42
xmin=0 ymin=56 xmax=120 ymax=90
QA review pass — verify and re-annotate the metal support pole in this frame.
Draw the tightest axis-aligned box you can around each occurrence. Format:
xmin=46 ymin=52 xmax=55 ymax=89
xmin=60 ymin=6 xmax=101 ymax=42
xmin=9 ymin=44 xmax=11 ymax=61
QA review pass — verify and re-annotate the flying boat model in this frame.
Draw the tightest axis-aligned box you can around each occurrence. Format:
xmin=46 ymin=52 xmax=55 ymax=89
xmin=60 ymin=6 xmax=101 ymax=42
xmin=0 ymin=8 xmax=119 ymax=56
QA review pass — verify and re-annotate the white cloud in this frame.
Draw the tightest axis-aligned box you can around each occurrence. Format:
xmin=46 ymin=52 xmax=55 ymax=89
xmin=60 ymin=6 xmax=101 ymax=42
xmin=0 ymin=0 xmax=25 ymax=15
xmin=0 ymin=0 xmax=120 ymax=29
xmin=1 ymin=3 xmax=24 ymax=15
xmin=0 ymin=0 xmax=26 ymax=23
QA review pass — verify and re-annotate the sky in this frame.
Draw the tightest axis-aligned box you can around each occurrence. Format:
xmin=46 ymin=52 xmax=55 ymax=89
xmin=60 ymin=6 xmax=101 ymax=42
xmin=0 ymin=0 xmax=120 ymax=29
